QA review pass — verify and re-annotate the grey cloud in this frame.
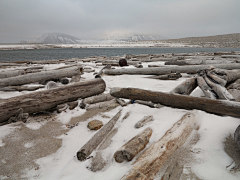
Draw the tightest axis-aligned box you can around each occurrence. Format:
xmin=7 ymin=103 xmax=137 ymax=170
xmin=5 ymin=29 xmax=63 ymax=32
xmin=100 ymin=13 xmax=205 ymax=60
xmin=0 ymin=0 xmax=239 ymax=43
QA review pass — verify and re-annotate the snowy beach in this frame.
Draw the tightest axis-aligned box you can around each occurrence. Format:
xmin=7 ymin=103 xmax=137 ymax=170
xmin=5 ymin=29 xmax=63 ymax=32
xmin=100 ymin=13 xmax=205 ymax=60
xmin=0 ymin=51 xmax=240 ymax=180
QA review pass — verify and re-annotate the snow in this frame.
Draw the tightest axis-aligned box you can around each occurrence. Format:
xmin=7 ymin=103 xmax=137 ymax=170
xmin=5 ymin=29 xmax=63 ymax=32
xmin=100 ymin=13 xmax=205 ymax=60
xmin=0 ymin=59 xmax=240 ymax=180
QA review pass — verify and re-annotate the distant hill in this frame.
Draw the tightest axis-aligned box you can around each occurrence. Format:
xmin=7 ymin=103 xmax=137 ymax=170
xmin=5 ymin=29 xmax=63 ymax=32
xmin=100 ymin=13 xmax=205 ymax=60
xmin=95 ymin=33 xmax=167 ymax=42
xmin=161 ymin=33 xmax=240 ymax=48
xmin=32 ymin=33 xmax=81 ymax=44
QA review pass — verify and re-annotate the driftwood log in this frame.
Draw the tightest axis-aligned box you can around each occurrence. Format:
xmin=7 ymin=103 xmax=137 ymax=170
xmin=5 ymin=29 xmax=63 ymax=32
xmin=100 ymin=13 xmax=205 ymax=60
xmin=77 ymin=110 xmax=122 ymax=161
xmin=0 ymin=85 xmax=45 ymax=92
xmin=121 ymin=113 xmax=195 ymax=180
xmin=110 ymin=87 xmax=240 ymax=118
xmin=161 ymin=160 xmax=183 ymax=180
xmin=0 ymin=70 xmax=25 ymax=79
xmin=133 ymin=100 xmax=163 ymax=108
xmin=165 ymin=59 xmax=237 ymax=66
xmin=89 ymin=128 xmax=118 ymax=172
xmin=0 ymin=78 xmax=106 ymax=123
xmin=170 ymin=78 xmax=197 ymax=95
xmin=147 ymin=73 xmax=182 ymax=80
xmin=80 ymin=93 xmax=114 ymax=108
xmin=85 ymin=99 xmax=119 ymax=111
xmin=135 ymin=116 xmax=154 ymax=128
xmin=0 ymin=66 xmax=83 ymax=87
xmin=114 ymin=127 xmax=153 ymax=163
xmin=103 ymin=64 xmax=240 ymax=75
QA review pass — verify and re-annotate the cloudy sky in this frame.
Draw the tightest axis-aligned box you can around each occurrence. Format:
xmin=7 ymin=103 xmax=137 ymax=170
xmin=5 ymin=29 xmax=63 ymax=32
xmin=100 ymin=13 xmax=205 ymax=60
xmin=0 ymin=0 xmax=239 ymax=43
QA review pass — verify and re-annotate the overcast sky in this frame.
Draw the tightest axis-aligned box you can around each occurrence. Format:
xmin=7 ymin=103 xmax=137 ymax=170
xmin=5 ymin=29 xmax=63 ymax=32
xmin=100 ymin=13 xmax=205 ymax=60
xmin=0 ymin=0 xmax=239 ymax=43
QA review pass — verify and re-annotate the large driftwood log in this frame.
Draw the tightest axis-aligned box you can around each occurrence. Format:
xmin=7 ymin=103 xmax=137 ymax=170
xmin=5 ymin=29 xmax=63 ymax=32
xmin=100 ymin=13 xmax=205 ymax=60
xmin=165 ymin=59 xmax=237 ymax=65
xmin=0 ymin=66 xmax=83 ymax=87
xmin=110 ymin=87 xmax=240 ymax=118
xmin=170 ymin=78 xmax=197 ymax=95
xmin=0 ymin=70 xmax=25 ymax=79
xmin=103 ymin=64 xmax=240 ymax=75
xmin=0 ymin=78 xmax=106 ymax=123
xmin=77 ymin=110 xmax=122 ymax=161
xmin=114 ymin=127 xmax=153 ymax=163
xmin=89 ymin=128 xmax=118 ymax=172
xmin=121 ymin=113 xmax=195 ymax=180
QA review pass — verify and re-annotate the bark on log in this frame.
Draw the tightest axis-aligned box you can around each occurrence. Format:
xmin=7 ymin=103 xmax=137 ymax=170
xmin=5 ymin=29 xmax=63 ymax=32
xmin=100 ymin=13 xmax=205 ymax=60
xmin=0 ymin=78 xmax=106 ymax=123
xmin=77 ymin=110 xmax=122 ymax=161
xmin=0 ymin=70 xmax=25 ymax=79
xmin=234 ymin=125 xmax=240 ymax=148
xmin=120 ymin=113 xmax=195 ymax=180
xmin=89 ymin=128 xmax=118 ymax=172
xmin=135 ymin=116 xmax=154 ymax=128
xmin=114 ymin=127 xmax=153 ymax=163
xmin=170 ymin=78 xmax=197 ymax=95
xmin=0 ymin=66 xmax=83 ymax=88
xmin=110 ymin=87 xmax=240 ymax=118
xmin=103 ymin=64 xmax=240 ymax=75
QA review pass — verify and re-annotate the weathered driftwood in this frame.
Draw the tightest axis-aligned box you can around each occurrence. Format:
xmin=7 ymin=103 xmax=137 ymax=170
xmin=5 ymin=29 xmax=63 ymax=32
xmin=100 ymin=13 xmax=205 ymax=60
xmin=135 ymin=116 xmax=154 ymax=128
xmin=0 ymin=85 xmax=45 ymax=92
xmin=121 ymin=111 xmax=131 ymax=122
xmin=0 ymin=66 xmax=83 ymax=88
xmin=86 ymin=99 xmax=119 ymax=111
xmin=161 ymin=160 xmax=183 ymax=180
xmin=170 ymin=78 xmax=197 ymax=95
xmin=165 ymin=59 xmax=237 ymax=66
xmin=103 ymin=64 xmax=240 ymax=75
xmin=57 ymin=100 xmax=79 ymax=113
xmin=95 ymin=65 xmax=111 ymax=78
xmin=77 ymin=110 xmax=122 ymax=161
xmin=89 ymin=128 xmax=118 ymax=172
xmin=114 ymin=127 xmax=153 ymax=163
xmin=70 ymin=74 xmax=81 ymax=83
xmin=116 ymin=98 xmax=127 ymax=107
xmin=110 ymin=87 xmax=240 ymax=118
xmin=0 ymin=70 xmax=25 ymax=79
xmin=234 ymin=125 xmax=240 ymax=148
xmin=120 ymin=113 xmax=195 ymax=180
xmin=140 ymin=57 xmax=183 ymax=62
xmin=222 ymin=55 xmax=240 ymax=58
xmin=147 ymin=73 xmax=182 ymax=80
xmin=228 ymin=89 xmax=240 ymax=102
xmin=80 ymin=93 xmax=114 ymax=108
xmin=0 ymin=78 xmax=106 ymax=123
xmin=133 ymin=100 xmax=163 ymax=108
xmin=197 ymin=76 xmax=216 ymax=99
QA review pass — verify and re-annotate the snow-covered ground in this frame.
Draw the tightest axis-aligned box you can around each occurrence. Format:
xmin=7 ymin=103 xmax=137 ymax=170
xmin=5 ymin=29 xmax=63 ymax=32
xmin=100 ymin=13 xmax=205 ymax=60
xmin=0 ymin=41 xmax=198 ymax=50
xmin=0 ymin=61 xmax=240 ymax=180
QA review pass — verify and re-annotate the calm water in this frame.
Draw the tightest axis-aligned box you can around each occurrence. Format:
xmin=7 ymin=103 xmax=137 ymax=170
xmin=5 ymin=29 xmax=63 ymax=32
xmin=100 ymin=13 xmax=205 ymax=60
xmin=1 ymin=47 xmax=240 ymax=62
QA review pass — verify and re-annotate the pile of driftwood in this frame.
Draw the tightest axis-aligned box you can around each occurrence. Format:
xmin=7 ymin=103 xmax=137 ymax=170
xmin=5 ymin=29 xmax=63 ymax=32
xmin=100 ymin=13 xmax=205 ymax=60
xmin=1 ymin=51 xmax=240 ymax=179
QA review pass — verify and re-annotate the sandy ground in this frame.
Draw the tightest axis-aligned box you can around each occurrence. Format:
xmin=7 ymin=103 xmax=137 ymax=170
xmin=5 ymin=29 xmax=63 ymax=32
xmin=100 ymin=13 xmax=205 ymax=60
xmin=0 ymin=105 xmax=240 ymax=180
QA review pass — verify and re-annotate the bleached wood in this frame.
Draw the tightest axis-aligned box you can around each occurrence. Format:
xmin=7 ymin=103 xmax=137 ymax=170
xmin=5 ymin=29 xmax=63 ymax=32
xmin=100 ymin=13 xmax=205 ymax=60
xmin=135 ymin=116 xmax=154 ymax=128
xmin=0 ymin=85 xmax=44 ymax=92
xmin=170 ymin=78 xmax=197 ymax=95
xmin=103 ymin=64 xmax=240 ymax=75
xmin=0 ymin=66 xmax=83 ymax=87
xmin=110 ymin=87 xmax=240 ymax=118
xmin=121 ymin=113 xmax=195 ymax=180
xmin=86 ymin=99 xmax=119 ymax=111
xmin=77 ymin=110 xmax=122 ymax=161
xmin=0 ymin=78 xmax=106 ymax=123
xmin=114 ymin=127 xmax=153 ymax=163
xmin=0 ymin=70 xmax=25 ymax=79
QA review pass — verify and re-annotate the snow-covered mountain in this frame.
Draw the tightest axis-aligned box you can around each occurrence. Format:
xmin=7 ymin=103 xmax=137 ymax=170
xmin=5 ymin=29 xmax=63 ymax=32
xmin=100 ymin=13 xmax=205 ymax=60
xmin=95 ymin=33 xmax=167 ymax=42
xmin=33 ymin=33 xmax=81 ymax=44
